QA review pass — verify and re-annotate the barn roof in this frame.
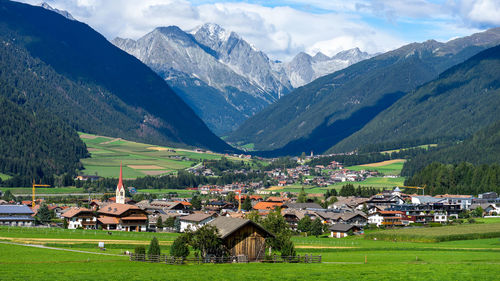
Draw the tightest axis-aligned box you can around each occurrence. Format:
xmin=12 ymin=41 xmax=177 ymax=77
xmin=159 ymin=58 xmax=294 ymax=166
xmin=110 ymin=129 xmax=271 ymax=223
xmin=208 ymin=217 xmax=274 ymax=239
xmin=0 ymin=205 xmax=34 ymax=215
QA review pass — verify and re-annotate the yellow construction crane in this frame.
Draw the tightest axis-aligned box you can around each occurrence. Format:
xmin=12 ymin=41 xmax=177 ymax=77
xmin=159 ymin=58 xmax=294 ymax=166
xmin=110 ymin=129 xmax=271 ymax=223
xmin=32 ymin=180 xmax=50 ymax=207
xmin=399 ymin=185 xmax=426 ymax=195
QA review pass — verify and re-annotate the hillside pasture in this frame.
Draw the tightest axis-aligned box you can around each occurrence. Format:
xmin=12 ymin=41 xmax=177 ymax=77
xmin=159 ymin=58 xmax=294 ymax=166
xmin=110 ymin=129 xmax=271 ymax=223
xmin=380 ymin=144 xmax=438 ymax=154
xmin=347 ymin=159 xmax=405 ymax=176
xmin=79 ymin=132 xmax=241 ymax=178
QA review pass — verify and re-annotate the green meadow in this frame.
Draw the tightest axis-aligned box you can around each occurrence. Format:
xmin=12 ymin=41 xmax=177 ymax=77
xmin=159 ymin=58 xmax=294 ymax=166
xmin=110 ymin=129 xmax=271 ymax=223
xmin=0 ymin=225 xmax=499 ymax=280
xmin=275 ymin=176 xmax=405 ymax=194
xmin=79 ymin=132 xmax=242 ymax=178
xmin=365 ymin=222 xmax=500 ymax=242
xmin=136 ymin=188 xmax=196 ymax=197
xmin=347 ymin=160 xmax=406 ymax=176
xmin=380 ymin=144 xmax=438 ymax=154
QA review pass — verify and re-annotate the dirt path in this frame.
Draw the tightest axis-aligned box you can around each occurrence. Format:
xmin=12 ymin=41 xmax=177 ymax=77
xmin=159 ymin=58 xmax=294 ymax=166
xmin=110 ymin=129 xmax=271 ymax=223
xmin=295 ymin=245 xmax=357 ymax=249
xmin=0 ymin=241 xmax=125 ymax=257
xmin=0 ymin=236 xmax=172 ymax=245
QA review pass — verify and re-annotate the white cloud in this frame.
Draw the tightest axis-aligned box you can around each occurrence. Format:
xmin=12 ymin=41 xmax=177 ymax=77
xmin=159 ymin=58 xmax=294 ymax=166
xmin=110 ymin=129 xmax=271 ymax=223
xmin=16 ymin=0 xmax=498 ymax=61
xmin=454 ymin=0 xmax=500 ymax=26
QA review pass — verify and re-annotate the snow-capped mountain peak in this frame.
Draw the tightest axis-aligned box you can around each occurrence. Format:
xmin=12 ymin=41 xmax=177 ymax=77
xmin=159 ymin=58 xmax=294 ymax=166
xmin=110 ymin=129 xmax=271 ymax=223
xmin=38 ymin=2 xmax=75 ymax=20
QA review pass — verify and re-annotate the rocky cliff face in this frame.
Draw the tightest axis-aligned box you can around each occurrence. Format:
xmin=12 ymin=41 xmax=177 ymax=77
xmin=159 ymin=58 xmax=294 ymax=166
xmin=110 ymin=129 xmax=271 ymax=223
xmin=113 ymin=23 xmax=372 ymax=135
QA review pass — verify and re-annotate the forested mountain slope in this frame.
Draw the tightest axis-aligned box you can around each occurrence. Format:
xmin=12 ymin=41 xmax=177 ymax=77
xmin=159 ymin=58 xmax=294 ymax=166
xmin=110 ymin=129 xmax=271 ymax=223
xmin=402 ymin=117 xmax=500 ymax=178
xmin=333 ymin=44 xmax=500 ymax=153
xmin=0 ymin=95 xmax=88 ymax=186
xmin=0 ymin=0 xmax=234 ymax=153
xmin=228 ymin=28 xmax=500 ymax=156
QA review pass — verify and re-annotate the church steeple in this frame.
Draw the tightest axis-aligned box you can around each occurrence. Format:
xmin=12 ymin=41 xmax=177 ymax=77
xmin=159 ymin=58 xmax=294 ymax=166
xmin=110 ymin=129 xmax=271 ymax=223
xmin=116 ymin=162 xmax=125 ymax=204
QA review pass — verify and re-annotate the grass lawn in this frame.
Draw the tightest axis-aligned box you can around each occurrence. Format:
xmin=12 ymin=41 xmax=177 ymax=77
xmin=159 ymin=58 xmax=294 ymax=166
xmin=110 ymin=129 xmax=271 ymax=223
xmin=79 ymin=132 xmax=245 ymax=178
xmin=0 ymin=227 xmax=499 ymax=280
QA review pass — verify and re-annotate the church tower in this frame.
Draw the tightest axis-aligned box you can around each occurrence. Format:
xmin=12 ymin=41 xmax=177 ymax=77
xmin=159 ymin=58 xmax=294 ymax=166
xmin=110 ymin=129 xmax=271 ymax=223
xmin=116 ymin=163 xmax=125 ymax=204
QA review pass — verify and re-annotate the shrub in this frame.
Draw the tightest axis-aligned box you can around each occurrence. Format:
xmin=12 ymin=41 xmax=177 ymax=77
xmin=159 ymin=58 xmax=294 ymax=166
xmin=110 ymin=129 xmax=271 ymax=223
xmin=170 ymin=235 xmax=190 ymax=258
xmin=134 ymin=246 xmax=146 ymax=261
xmin=280 ymin=239 xmax=296 ymax=257
xmin=147 ymin=237 xmax=161 ymax=257
xmin=135 ymin=246 xmax=146 ymax=255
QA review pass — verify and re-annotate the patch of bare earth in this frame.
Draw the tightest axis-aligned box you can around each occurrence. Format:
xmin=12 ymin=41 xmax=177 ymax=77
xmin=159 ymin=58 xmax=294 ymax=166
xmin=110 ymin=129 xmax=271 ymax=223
xmin=362 ymin=159 xmax=405 ymax=167
xmin=128 ymin=165 xmax=164 ymax=170
xmin=141 ymin=170 xmax=170 ymax=176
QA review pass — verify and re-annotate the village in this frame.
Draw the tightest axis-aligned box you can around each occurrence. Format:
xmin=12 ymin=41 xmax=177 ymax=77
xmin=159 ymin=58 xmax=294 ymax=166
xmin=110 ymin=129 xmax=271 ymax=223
xmin=1 ymin=160 xmax=499 ymax=258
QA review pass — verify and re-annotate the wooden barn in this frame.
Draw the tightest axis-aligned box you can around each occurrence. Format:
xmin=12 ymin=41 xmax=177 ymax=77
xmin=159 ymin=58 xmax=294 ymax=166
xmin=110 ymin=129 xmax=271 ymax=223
xmin=209 ymin=217 xmax=274 ymax=261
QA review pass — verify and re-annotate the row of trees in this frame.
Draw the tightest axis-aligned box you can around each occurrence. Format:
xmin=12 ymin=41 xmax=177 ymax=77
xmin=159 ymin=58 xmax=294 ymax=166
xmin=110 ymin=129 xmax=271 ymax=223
xmin=338 ymin=184 xmax=381 ymax=197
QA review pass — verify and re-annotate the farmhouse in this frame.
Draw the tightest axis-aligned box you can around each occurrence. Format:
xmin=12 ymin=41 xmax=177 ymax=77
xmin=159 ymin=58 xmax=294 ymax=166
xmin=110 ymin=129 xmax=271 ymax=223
xmin=0 ymin=205 xmax=35 ymax=226
xmin=208 ymin=217 xmax=274 ymax=261
xmin=97 ymin=203 xmax=148 ymax=231
xmin=179 ymin=213 xmax=216 ymax=232
xmin=62 ymin=207 xmax=96 ymax=229
xmin=329 ymin=224 xmax=362 ymax=238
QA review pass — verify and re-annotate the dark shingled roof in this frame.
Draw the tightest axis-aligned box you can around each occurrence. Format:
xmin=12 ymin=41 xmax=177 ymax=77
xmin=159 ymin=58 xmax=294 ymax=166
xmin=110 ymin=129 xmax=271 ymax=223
xmin=208 ymin=217 xmax=274 ymax=239
xmin=328 ymin=224 xmax=360 ymax=232
xmin=283 ymin=203 xmax=323 ymax=210
xmin=179 ymin=213 xmax=215 ymax=222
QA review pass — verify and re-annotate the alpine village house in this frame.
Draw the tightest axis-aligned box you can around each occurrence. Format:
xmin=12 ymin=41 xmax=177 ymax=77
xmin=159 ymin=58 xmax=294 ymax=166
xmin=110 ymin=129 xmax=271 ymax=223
xmin=63 ymin=164 xmax=148 ymax=231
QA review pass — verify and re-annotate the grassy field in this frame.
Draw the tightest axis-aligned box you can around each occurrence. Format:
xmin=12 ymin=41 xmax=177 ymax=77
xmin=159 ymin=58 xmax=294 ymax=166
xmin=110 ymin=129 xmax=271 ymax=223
xmin=0 ymin=187 xmax=84 ymax=195
xmin=79 ymin=132 xmax=243 ymax=178
xmin=0 ymin=226 xmax=499 ymax=280
xmin=347 ymin=159 xmax=406 ymax=176
xmin=380 ymin=144 xmax=438 ymax=154
xmin=271 ymin=177 xmax=405 ymax=194
xmin=365 ymin=223 xmax=500 ymax=242
xmin=136 ymin=188 xmax=196 ymax=197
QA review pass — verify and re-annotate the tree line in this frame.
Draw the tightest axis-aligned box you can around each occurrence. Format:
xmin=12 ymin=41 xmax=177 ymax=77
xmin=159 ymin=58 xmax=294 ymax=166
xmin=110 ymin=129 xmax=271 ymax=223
xmin=405 ymin=162 xmax=500 ymax=195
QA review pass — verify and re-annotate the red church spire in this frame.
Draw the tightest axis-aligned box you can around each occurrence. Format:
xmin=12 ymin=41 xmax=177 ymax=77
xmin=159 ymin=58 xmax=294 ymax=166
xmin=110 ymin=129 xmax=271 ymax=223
xmin=117 ymin=162 xmax=124 ymax=191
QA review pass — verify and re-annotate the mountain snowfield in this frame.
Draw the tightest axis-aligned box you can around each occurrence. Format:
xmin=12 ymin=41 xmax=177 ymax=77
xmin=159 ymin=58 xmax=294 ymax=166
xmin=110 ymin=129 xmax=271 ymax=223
xmin=113 ymin=23 xmax=371 ymax=135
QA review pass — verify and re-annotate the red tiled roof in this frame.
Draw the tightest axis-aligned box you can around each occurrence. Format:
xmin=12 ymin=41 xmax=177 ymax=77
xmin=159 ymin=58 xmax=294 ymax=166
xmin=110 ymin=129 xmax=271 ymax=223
xmin=62 ymin=207 xmax=93 ymax=218
xmin=378 ymin=211 xmax=404 ymax=215
xmin=175 ymin=201 xmax=192 ymax=206
xmin=98 ymin=203 xmax=140 ymax=216
xmin=266 ymin=197 xmax=289 ymax=202
xmin=121 ymin=216 xmax=147 ymax=220
xmin=253 ymin=202 xmax=283 ymax=210
xmin=98 ymin=216 xmax=119 ymax=225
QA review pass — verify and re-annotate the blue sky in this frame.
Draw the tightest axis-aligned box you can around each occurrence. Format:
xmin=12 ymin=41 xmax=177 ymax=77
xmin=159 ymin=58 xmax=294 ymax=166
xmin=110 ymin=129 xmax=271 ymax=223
xmin=19 ymin=0 xmax=500 ymax=60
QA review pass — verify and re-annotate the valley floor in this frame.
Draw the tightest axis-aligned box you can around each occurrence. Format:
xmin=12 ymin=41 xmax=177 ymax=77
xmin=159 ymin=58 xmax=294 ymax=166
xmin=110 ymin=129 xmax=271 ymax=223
xmin=0 ymin=227 xmax=498 ymax=280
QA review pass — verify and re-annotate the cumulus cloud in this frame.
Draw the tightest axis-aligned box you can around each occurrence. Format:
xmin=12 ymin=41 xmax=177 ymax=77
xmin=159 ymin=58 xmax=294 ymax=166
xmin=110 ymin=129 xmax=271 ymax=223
xmin=16 ymin=0 xmax=498 ymax=61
